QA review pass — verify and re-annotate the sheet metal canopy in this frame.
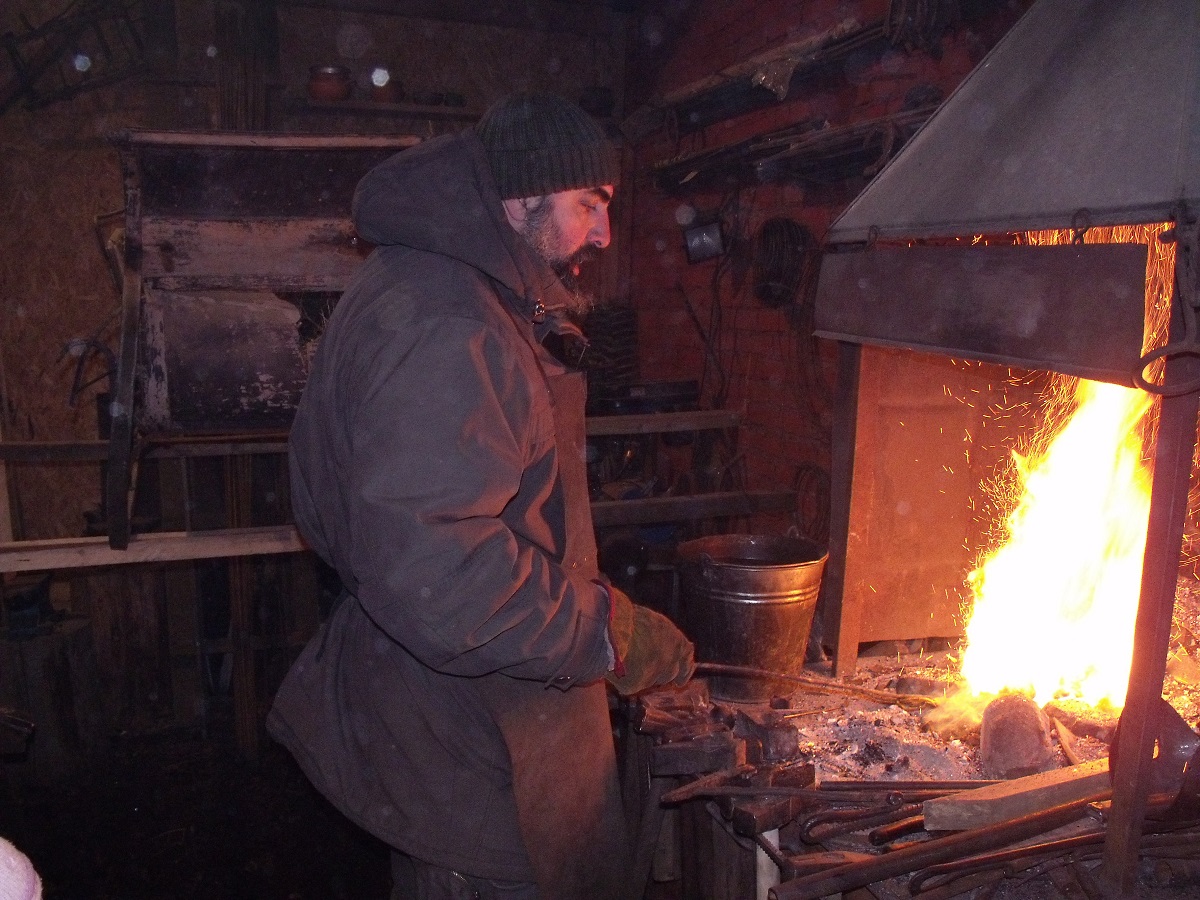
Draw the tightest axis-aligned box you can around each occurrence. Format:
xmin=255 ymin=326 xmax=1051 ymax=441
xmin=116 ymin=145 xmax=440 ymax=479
xmin=816 ymin=242 xmax=1148 ymax=384
xmin=825 ymin=0 xmax=1200 ymax=244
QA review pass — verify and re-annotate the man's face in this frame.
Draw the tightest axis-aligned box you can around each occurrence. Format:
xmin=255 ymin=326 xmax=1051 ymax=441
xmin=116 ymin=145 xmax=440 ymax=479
xmin=509 ymin=186 xmax=614 ymax=313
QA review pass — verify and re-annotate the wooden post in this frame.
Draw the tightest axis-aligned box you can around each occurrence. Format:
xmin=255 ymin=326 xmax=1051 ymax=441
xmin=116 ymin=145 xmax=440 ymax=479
xmin=105 ymin=262 xmax=142 ymax=550
xmin=827 ymin=342 xmax=862 ymax=677
xmin=1101 ymin=218 xmax=1200 ymax=891
xmin=227 ymin=454 xmax=259 ymax=762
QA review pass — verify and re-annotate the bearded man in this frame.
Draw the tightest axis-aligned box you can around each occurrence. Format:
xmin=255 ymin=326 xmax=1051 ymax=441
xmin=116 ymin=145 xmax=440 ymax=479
xmin=268 ymin=92 xmax=695 ymax=900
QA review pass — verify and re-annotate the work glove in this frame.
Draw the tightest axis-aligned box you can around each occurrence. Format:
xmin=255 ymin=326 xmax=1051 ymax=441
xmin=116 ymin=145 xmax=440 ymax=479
xmin=604 ymin=584 xmax=695 ymax=696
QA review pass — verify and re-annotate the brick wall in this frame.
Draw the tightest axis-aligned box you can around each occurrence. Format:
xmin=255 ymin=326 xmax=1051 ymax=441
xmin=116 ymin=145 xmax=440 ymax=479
xmin=624 ymin=0 xmax=1028 ymax=535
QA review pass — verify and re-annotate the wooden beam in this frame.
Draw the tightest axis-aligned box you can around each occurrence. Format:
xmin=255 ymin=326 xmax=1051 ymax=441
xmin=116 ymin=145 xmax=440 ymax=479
xmin=0 ymin=458 xmax=12 ymax=544
xmin=0 ymin=412 xmax=740 ymax=463
xmin=923 ymin=759 xmax=1110 ymax=831
xmin=590 ymin=490 xmax=794 ymax=528
xmin=113 ymin=130 xmax=421 ymax=150
xmin=1 ymin=488 xmax=796 ymax=571
xmin=275 ymin=0 xmax=622 ymax=36
xmin=105 ymin=260 xmax=142 ymax=549
xmin=0 ymin=526 xmax=307 ymax=573
xmin=585 ymin=409 xmax=739 ymax=436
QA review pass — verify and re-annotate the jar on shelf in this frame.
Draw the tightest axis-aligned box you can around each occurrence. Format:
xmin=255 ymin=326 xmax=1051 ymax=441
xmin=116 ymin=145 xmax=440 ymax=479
xmin=307 ymin=65 xmax=353 ymax=102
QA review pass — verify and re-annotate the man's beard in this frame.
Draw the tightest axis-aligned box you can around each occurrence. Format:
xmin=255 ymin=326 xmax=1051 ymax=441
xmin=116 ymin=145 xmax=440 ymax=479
xmin=521 ymin=197 xmax=599 ymax=318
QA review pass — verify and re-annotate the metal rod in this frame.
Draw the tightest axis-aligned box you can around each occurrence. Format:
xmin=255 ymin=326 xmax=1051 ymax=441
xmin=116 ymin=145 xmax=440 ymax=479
xmin=869 ymin=814 xmax=926 ymax=846
xmin=1101 ymin=213 xmax=1200 ymax=891
xmin=693 ymin=662 xmax=936 ymax=709
xmin=804 ymin=802 xmax=923 ymax=843
xmin=819 ymin=780 xmax=999 ymax=792
xmin=768 ymin=793 xmax=1108 ymax=900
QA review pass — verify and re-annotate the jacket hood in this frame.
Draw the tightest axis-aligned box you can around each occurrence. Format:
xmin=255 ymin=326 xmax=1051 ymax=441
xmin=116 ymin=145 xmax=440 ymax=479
xmin=352 ymin=131 xmax=576 ymax=323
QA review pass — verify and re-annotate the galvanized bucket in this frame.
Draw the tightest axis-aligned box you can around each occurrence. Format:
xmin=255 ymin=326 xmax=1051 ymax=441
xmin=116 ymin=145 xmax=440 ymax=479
xmin=676 ymin=534 xmax=827 ymax=702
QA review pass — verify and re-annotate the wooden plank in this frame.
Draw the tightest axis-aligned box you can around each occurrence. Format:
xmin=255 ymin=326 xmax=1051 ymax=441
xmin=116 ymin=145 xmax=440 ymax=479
xmin=0 ymin=526 xmax=307 ymax=573
xmin=923 ymin=759 xmax=1110 ymax=832
xmin=0 ymin=439 xmax=290 ymax=462
xmin=138 ymin=217 xmax=365 ymax=281
xmin=227 ymin=455 xmax=259 ymax=761
xmin=590 ymin=490 xmax=794 ymax=527
xmin=0 ymin=459 xmax=12 ymax=543
xmin=115 ymin=130 xmax=421 ymax=150
xmin=1 ymin=411 xmax=741 ymax=461
xmin=105 ymin=262 xmax=142 ymax=549
xmin=585 ymin=409 xmax=739 ymax=436
xmin=148 ymin=273 xmax=351 ymax=292
xmin=275 ymin=0 xmax=619 ymax=35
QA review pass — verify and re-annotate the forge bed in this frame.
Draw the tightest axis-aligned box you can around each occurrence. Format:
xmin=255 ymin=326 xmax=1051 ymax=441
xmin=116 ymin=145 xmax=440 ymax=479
xmin=627 ymin=576 xmax=1200 ymax=900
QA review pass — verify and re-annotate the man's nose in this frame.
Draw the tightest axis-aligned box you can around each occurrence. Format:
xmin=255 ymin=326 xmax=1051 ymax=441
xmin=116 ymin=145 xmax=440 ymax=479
xmin=590 ymin=211 xmax=611 ymax=249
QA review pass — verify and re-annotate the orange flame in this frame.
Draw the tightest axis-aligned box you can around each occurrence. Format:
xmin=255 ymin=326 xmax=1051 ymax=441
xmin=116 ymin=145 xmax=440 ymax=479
xmin=957 ymin=225 xmax=1174 ymax=710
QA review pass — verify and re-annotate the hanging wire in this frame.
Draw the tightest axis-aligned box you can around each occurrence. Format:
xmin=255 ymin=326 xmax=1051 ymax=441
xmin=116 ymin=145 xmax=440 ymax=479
xmin=752 ymin=216 xmax=814 ymax=308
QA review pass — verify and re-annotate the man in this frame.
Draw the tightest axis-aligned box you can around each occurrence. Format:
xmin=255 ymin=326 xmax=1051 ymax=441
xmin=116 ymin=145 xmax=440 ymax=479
xmin=267 ymin=93 xmax=696 ymax=900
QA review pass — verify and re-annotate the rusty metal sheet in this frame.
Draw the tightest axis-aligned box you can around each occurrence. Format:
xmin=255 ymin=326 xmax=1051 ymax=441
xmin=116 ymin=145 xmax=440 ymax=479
xmin=826 ymin=0 xmax=1200 ymax=242
xmin=814 ymin=243 xmax=1148 ymax=385
xmin=139 ymin=290 xmax=307 ymax=433
xmin=839 ymin=347 xmax=1029 ymax=643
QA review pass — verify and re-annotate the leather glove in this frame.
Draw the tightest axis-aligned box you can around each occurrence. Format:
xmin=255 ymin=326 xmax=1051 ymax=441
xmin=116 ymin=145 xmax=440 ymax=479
xmin=605 ymin=584 xmax=695 ymax=696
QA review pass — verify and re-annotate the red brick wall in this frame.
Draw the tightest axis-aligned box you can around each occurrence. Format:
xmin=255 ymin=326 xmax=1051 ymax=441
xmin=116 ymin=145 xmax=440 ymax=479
xmin=625 ymin=0 xmax=1027 ymax=534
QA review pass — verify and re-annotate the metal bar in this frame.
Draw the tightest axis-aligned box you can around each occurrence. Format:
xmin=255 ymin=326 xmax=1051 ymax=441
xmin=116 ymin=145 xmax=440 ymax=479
xmin=828 ymin=342 xmax=862 ymax=677
xmin=1101 ymin=220 xmax=1200 ymax=889
xmin=769 ymin=795 xmax=1107 ymax=900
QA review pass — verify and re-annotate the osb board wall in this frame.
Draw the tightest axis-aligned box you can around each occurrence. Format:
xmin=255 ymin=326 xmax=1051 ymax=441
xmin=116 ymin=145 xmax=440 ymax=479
xmin=0 ymin=18 xmax=143 ymax=539
xmin=625 ymin=0 xmax=1026 ymax=522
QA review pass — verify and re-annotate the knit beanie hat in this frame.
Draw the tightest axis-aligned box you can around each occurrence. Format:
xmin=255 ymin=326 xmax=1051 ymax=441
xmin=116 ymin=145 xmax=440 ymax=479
xmin=476 ymin=92 xmax=619 ymax=200
xmin=0 ymin=838 xmax=41 ymax=900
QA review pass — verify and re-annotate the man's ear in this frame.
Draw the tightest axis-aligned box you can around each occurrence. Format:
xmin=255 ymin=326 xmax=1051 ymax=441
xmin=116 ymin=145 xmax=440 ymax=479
xmin=502 ymin=197 xmax=528 ymax=229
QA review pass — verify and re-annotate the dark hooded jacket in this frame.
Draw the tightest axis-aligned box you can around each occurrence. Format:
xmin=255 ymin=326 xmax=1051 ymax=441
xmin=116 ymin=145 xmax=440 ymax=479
xmin=266 ymin=130 xmax=625 ymax=886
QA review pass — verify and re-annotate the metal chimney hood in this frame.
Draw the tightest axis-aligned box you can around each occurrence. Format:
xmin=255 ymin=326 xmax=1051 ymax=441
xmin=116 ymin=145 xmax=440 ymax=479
xmin=814 ymin=0 xmax=1200 ymax=384
xmin=827 ymin=0 xmax=1200 ymax=242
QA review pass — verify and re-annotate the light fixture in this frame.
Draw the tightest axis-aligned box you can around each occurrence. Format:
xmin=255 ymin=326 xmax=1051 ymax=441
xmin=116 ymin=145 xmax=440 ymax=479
xmin=683 ymin=220 xmax=724 ymax=263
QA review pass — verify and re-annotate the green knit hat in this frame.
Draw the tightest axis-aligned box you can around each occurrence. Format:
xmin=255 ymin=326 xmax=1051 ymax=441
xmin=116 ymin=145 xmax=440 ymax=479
xmin=476 ymin=92 xmax=619 ymax=200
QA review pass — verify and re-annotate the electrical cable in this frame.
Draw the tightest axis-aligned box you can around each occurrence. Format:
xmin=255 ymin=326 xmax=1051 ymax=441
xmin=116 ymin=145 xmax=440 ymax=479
xmin=752 ymin=217 xmax=811 ymax=308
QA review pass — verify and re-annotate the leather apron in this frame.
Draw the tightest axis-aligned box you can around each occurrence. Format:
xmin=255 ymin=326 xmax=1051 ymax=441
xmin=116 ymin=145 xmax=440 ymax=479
xmin=478 ymin=361 xmax=633 ymax=900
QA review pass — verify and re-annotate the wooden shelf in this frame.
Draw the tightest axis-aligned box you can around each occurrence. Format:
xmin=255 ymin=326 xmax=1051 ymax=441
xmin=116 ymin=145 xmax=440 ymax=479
xmin=0 ymin=409 xmax=787 ymax=571
xmin=591 ymin=490 xmax=795 ymax=528
xmin=285 ymin=97 xmax=480 ymax=122
xmin=585 ymin=408 xmax=739 ymax=436
xmin=0 ymin=410 xmax=736 ymax=463
xmin=1 ymin=526 xmax=306 ymax=574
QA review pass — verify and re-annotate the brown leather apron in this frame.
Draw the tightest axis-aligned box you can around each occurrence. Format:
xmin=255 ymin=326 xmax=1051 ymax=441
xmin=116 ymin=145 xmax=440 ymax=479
xmin=479 ymin=362 xmax=633 ymax=900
